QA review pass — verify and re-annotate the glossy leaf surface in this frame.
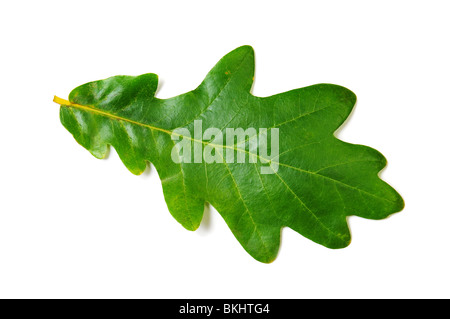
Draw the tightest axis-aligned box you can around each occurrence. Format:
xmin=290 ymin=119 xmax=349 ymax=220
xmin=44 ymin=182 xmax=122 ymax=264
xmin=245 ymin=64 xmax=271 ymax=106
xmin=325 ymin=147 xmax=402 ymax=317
xmin=54 ymin=46 xmax=404 ymax=263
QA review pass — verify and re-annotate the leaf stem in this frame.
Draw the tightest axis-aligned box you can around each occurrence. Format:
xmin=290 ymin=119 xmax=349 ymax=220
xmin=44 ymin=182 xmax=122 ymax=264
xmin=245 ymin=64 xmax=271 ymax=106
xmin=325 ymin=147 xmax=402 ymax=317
xmin=53 ymin=96 xmax=71 ymax=106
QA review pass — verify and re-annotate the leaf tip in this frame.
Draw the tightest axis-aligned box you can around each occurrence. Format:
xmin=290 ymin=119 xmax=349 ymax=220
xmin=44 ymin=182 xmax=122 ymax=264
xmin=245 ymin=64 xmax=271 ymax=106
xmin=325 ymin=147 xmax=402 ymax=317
xmin=235 ymin=45 xmax=255 ymax=59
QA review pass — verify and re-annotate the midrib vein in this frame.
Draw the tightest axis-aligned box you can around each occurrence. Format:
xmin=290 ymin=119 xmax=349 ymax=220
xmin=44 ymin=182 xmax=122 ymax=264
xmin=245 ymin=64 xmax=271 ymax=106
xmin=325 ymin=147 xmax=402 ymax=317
xmin=54 ymin=96 xmax=174 ymax=136
xmin=54 ymin=96 xmax=393 ymax=203
xmin=53 ymin=95 xmax=264 ymax=159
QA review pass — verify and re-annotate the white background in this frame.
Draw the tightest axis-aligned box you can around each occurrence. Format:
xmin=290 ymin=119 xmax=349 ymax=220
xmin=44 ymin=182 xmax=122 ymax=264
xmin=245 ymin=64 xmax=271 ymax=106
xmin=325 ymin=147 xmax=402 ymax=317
xmin=0 ymin=0 xmax=449 ymax=299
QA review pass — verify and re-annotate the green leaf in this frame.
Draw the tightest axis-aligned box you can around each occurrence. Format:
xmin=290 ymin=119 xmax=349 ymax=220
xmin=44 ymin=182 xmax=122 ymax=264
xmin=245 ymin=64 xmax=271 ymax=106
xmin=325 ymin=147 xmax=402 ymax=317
xmin=54 ymin=45 xmax=404 ymax=263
